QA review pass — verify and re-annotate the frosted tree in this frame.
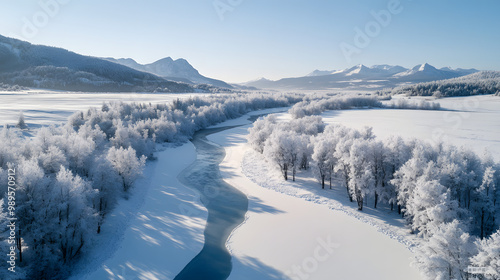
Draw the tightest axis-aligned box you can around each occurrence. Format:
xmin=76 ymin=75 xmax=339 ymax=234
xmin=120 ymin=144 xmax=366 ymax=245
xmin=299 ymin=138 xmax=313 ymax=170
xmin=406 ymin=178 xmax=460 ymax=239
xmin=383 ymin=136 xmax=412 ymax=211
xmin=312 ymin=136 xmax=336 ymax=189
xmin=16 ymin=111 xmax=27 ymax=129
xmin=38 ymin=145 xmax=68 ymax=173
xmin=475 ymin=166 xmax=496 ymax=239
xmin=413 ymin=220 xmax=476 ymax=280
xmin=90 ymin=155 xmax=122 ymax=233
xmin=52 ymin=167 xmax=97 ymax=265
xmin=263 ymin=130 xmax=296 ymax=181
xmin=0 ymin=127 xmax=20 ymax=169
xmin=348 ymin=139 xmax=374 ymax=210
xmin=334 ymin=137 xmax=354 ymax=202
xmin=63 ymin=132 xmax=95 ymax=176
xmin=106 ymin=146 xmax=146 ymax=192
xmin=15 ymin=159 xmax=50 ymax=275
xmin=369 ymin=140 xmax=387 ymax=208
xmin=33 ymin=126 xmax=56 ymax=153
xmin=0 ymin=199 xmax=27 ymax=279
xmin=456 ymin=147 xmax=483 ymax=209
xmin=392 ymin=145 xmax=431 ymax=219
xmin=288 ymin=116 xmax=325 ymax=136
xmin=289 ymin=134 xmax=309 ymax=181
xmin=470 ymin=229 xmax=500 ymax=280
xmin=359 ymin=126 xmax=375 ymax=141
xmin=247 ymin=115 xmax=277 ymax=153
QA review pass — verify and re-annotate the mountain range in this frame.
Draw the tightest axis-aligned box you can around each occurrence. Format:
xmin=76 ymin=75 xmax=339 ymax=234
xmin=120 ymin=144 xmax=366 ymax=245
xmin=244 ymin=63 xmax=479 ymax=90
xmin=0 ymin=35 xmax=229 ymax=92
xmin=104 ymin=57 xmax=232 ymax=88
xmin=0 ymin=34 xmax=482 ymax=93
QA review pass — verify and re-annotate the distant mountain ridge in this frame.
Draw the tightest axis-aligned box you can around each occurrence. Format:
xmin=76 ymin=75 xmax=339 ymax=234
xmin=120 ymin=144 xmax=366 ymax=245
xmin=104 ymin=57 xmax=232 ymax=88
xmin=0 ymin=35 xmax=222 ymax=92
xmin=247 ymin=63 xmax=479 ymax=90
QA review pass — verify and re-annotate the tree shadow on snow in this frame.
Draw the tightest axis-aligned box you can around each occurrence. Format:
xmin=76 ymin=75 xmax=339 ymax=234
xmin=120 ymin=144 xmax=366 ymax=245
xmin=248 ymin=196 xmax=286 ymax=215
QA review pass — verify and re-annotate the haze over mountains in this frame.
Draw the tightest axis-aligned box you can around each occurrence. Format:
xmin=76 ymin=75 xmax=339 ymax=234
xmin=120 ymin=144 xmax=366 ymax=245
xmin=244 ymin=63 xmax=479 ymax=90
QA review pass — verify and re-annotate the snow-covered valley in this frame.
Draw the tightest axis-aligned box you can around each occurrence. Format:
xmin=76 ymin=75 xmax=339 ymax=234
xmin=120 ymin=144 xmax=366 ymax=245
xmin=1 ymin=91 xmax=499 ymax=280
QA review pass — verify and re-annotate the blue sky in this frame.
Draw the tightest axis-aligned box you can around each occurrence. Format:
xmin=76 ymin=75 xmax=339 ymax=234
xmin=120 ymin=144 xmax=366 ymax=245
xmin=0 ymin=0 xmax=499 ymax=82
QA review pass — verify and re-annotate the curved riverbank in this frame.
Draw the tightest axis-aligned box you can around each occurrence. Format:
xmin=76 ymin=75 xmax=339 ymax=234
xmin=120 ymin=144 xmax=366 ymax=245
xmin=174 ymin=126 xmax=249 ymax=280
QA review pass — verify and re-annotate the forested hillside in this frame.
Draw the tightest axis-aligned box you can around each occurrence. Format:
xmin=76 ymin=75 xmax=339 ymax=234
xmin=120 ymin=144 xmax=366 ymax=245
xmin=379 ymin=71 xmax=500 ymax=97
xmin=0 ymin=35 xmax=198 ymax=92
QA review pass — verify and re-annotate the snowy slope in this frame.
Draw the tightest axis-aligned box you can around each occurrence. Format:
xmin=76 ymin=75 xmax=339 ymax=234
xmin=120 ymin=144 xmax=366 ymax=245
xmin=0 ymin=35 xmax=195 ymax=92
xmin=69 ymin=142 xmax=207 ymax=280
xmin=393 ymin=63 xmax=460 ymax=81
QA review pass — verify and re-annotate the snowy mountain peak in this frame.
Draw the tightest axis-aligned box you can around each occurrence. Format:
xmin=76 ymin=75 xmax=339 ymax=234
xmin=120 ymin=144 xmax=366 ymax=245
xmin=307 ymin=70 xmax=334 ymax=77
xmin=250 ymin=77 xmax=272 ymax=83
xmin=155 ymin=57 xmax=174 ymax=63
xmin=440 ymin=66 xmax=454 ymax=71
xmin=346 ymin=64 xmax=370 ymax=76
xmin=414 ymin=63 xmax=437 ymax=72
xmin=106 ymin=57 xmax=232 ymax=88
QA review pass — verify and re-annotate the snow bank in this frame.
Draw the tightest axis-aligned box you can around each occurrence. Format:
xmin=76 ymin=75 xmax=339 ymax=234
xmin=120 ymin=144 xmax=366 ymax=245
xmin=69 ymin=143 xmax=207 ymax=280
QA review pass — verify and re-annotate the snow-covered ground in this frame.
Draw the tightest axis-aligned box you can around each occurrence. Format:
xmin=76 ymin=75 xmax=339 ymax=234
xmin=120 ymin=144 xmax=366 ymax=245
xmin=41 ymin=94 xmax=498 ymax=280
xmin=0 ymin=90 xmax=203 ymax=126
xmin=208 ymin=122 xmax=423 ymax=280
xmin=69 ymin=142 xmax=207 ymax=280
xmin=322 ymin=95 xmax=500 ymax=160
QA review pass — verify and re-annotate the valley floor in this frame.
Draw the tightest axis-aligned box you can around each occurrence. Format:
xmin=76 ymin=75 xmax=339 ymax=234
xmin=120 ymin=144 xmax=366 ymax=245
xmin=68 ymin=94 xmax=499 ymax=280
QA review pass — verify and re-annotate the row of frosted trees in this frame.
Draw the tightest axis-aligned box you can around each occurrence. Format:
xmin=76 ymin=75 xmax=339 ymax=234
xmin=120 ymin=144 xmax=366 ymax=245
xmin=0 ymin=93 xmax=301 ymax=279
xmin=248 ymin=114 xmax=500 ymax=280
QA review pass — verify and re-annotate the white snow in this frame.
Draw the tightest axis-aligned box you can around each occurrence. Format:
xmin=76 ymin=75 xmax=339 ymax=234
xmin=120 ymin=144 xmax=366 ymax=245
xmin=207 ymin=122 xmax=423 ymax=280
xmin=0 ymin=90 xmax=204 ymax=126
xmin=63 ymin=95 xmax=498 ymax=280
xmin=69 ymin=142 xmax=207 ymax=280
xmin=322 ymin=95 xmax=500 ymax=160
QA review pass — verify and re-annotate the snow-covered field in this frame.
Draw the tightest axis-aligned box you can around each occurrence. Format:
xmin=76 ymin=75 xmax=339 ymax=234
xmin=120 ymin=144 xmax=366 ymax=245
xmin=0 ymin=90 xmax=204 ymax=126
xmin=6 ymin=92 xmax=497 ymax=279
xmin=322 ymin=95 xmax=500 ymax=160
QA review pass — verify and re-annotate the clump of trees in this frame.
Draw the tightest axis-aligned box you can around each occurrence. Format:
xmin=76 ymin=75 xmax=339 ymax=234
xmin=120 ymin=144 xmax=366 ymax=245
xmin=287 ymin=95 xmax=441 ymax=120
xmin=249 ymin=112 xmax=499 ymax=280
xmin=0 ymin=83 xmax=26 ymax=91
xmin=0 ymin=92 xmax=302 ymax=279
xmin=288 ymin=95 xmax=384 ymax=119
xmin=385 ymin=98 xmax=441 ymax=110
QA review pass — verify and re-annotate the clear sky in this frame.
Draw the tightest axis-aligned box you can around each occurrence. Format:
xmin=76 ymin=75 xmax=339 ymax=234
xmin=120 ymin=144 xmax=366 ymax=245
xmin=0 ymin=0 xmax=499 ymax=83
